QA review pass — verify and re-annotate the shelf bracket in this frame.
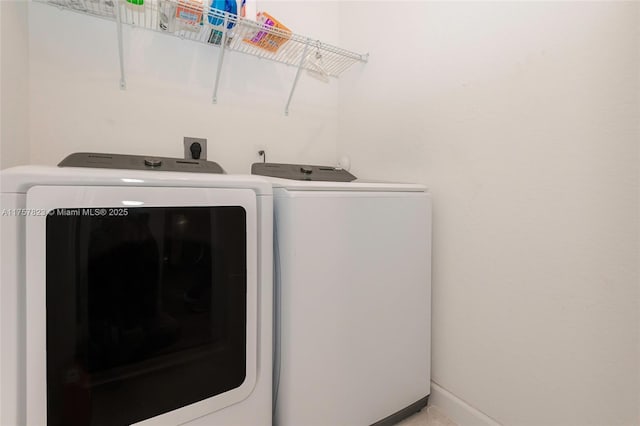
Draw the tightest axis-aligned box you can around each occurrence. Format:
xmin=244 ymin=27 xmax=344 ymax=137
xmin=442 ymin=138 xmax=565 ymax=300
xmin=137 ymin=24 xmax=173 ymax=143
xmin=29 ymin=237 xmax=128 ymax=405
xmin=212 ymin=18 xmax=229 ymax=104
xmin=115 ymin=1 xmax=126 ymax=90
xmin=284 ymin=40 xmax=310 ymax=116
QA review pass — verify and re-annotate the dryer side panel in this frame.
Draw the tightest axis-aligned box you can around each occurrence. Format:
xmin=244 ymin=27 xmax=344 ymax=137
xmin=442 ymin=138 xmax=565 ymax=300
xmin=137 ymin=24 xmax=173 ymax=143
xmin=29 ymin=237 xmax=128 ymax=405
xmin=0 ymin=193 xmax=27 ymax=426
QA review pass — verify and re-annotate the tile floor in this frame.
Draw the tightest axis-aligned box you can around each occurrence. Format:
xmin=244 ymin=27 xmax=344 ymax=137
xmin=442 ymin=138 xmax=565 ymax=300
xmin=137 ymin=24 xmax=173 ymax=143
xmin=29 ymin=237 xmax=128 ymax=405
xmin=395 ymin=405 xmax=458 ymax=426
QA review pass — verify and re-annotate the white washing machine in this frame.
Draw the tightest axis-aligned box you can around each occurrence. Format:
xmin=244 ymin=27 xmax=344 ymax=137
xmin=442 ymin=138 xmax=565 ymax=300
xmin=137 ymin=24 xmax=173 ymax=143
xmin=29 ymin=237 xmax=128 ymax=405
xmin=0 ymin=153 xmax=273 ymax=426
xmin=253 ymin=163 xmax=432 ymax=426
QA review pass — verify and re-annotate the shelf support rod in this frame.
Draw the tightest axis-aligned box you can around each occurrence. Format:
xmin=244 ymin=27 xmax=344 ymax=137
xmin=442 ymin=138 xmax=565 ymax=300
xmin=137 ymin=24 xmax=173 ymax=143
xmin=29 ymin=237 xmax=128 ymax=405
xmin=115 ymin=0 xmax=126 ymax=90
xmin=284 ymin=40 xmax=310 ymax=116
xmin=212 ymin=17 xmax=229 ymax=104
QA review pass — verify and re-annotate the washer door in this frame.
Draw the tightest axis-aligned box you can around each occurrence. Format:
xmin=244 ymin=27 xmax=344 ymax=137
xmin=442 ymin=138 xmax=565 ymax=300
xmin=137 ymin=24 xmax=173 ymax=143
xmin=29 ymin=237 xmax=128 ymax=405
xmin=25 ymin=186 xmax=258 ymax=426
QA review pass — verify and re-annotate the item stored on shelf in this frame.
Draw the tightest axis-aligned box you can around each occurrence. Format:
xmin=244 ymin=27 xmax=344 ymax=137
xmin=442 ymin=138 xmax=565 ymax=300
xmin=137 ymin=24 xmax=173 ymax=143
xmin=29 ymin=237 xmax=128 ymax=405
xmin=175 ymin=0 xmax=204 ymax=29
xmin=306 ymin=50 xmax=329 ymax=83
xmin=207 ymin=0 xmax=238 ymax=45
xmin=35 ymin=0 xmax=369 ymax=113
xmin=159 ymin=0 xmax=177 ymax=31
xmin=240 ymin=0 xmax=256 ymax=21
xmin=243 ymin=11 xmax=291 ymax=53
xmin=125 ymin=0 xmax=144 ymax=7
xmin=208 ymin=0 xmax=237 ymax=26
xmin=100 ymin=0 xmax=116 ymax=15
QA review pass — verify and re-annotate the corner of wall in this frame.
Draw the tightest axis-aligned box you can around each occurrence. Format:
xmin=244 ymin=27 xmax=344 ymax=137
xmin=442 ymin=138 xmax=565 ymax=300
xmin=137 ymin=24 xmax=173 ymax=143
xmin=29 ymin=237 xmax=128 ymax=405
xmin=0 ymin=0 xmax=30 ymax=170
xmin=429 ymin=382 xmax=502 ymax=426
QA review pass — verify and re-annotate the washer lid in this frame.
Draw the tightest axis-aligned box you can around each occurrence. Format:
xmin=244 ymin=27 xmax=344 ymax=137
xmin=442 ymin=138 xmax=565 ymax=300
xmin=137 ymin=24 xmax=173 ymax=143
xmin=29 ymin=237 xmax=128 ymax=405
xmin=251 ymin=162 xmax=426 ymax=192
xmin=0 ymin=166 xmax=273 ymax=195
xmin=251 ymin=162 xmax=356 ymax=182
xmin=262 ymin=176 xmax=426 ymax=192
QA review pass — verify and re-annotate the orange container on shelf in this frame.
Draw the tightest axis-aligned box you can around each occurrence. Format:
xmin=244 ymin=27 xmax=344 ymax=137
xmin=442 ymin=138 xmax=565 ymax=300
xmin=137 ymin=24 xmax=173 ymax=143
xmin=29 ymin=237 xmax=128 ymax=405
xmin=175 ymin=0 xmax=204 ymax=27
xmin=243 ymin=12 xmax=292 ymax=53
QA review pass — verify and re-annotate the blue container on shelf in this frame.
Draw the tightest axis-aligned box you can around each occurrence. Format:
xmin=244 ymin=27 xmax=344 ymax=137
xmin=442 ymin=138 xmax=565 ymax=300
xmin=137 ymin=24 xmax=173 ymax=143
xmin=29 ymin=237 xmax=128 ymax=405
xmin=207 ymin=0 xmax=237 ymax=45
xmin=208 ymin=0 xmax=237 ymax=28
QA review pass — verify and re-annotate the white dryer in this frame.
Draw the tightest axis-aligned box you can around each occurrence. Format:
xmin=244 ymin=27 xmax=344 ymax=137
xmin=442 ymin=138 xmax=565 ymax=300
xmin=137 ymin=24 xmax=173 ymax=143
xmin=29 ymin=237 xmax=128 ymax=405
xmin=253 ymin=163 xmax=432 ymax=426
xmin=0 ymin=153 xmax=273 ymax=426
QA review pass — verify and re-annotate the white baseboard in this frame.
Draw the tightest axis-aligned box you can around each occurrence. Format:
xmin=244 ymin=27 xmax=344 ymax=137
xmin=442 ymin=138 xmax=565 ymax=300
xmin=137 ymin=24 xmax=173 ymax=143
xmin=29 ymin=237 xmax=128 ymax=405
xmin=429 ymin=382 xmax=502 ymax=426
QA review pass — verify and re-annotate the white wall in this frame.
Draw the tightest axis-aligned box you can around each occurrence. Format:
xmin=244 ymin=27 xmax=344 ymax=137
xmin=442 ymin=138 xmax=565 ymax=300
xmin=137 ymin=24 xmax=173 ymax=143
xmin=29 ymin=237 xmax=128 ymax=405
xmin=12 ymin=1 xmax=640 ymax=425
xmin=28 ymin=0 xmax=341 ymax=173
xmin=338 ymin=2 xmax=639 ymax=426
xmin=1 ymin=0 xmax=30 ymax=169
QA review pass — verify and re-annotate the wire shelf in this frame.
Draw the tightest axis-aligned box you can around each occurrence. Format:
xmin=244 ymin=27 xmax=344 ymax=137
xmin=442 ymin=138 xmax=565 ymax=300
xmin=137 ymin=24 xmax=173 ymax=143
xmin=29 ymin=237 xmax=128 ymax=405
xmin=38 ymin=0 xmax=368 ymax=78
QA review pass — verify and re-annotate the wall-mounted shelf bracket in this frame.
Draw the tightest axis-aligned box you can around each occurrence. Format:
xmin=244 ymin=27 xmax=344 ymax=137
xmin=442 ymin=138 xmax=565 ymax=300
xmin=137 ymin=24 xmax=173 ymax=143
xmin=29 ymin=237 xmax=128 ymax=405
xmin=284 ymin=40 xmax=310 ymax=116
xmin=36 ymin=0 xmax=369 ymax=108
xmin=212 ymin=16 xmax=230 ymax=104
xmin=115 ymin=1 xmax=126 ymax=90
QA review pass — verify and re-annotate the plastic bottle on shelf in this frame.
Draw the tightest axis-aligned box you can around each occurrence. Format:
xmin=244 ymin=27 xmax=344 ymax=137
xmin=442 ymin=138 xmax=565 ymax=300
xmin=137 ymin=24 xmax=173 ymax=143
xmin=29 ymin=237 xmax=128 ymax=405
xmin=240 ymin=0 xmax=256 ymax=21
xmin=125 ymin=0 xmax=144 ymax=10
xmin=207 ymin=0 xmax=237 ymax=45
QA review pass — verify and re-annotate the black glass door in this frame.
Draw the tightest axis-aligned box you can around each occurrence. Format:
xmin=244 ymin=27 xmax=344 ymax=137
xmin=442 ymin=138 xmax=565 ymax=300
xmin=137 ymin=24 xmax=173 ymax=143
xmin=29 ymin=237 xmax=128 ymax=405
xmin=45 ymin=206 xmax=247 ymax=426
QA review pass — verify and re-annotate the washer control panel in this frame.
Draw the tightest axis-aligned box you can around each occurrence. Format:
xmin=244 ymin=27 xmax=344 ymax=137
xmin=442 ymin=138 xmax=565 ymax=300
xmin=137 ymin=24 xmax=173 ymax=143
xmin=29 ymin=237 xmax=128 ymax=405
xmin=252 ymin=162 xmax=356 ymax=182
xmin=59 ymin=152 xmax=225 ymax=174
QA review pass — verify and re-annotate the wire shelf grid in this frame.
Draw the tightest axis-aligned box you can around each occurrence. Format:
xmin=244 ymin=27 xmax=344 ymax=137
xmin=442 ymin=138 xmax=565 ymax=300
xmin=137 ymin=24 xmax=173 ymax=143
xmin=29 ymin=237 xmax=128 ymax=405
xmin=38 ymin=0 xmax=368 ymax=78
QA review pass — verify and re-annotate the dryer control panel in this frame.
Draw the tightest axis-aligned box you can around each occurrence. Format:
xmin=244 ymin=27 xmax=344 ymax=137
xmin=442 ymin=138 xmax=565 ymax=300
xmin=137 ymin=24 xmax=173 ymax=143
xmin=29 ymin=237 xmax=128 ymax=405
xmin=59 ymin=152 xmax=225 ymax=174
xmin=252 ymin=163 xmax=356 ymax=182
